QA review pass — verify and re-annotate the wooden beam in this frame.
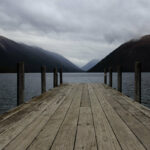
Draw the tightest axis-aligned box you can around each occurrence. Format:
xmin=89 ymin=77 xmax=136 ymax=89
xmin=41 ymin=66 xmax=46 ymax=93
xmin=104 ymin=68 xmax=107 ymax=84
xmin=117 ymin=66 xmax=122 ymax=92
xmin=59 ymin=68 xmax=63 ymax=85
xmin=53 ymin=68 xmax=57 ymax=88
xmin=56 ymin=71 xmax=58 ymax=87
xmin=135 ymin=62 xmax=141 ymax=103
xmin=109 ymin=67 xmax=112 ymax=87
xmin=17 ymin=62 xmax=24 ymax=106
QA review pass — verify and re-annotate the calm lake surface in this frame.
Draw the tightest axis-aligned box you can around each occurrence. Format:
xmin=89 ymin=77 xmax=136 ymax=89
xmin=0 ymin=72 xmax=150 ymax=114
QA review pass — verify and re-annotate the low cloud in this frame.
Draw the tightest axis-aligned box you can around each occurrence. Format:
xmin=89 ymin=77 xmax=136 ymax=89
xmin=0 ymin=0 xmax=150 ymax=67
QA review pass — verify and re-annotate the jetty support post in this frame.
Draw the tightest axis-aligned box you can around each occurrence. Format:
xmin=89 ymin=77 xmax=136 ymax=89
xmin=135 ymin=62 xmax=141 ymax=103
xmin=104 ymin=68 xmax=107 ymax=84
xmin=56 ymin=71 xmax=58 ymax=86
xmin=17 ymin=62 xmax=24 ymax=106
xmin=53 ymin=68 xmax=58 ymax=88
xmin=41 ymin=66 xmax=46 ymax=93
xmin=59 ymin=68 xmax=63 ymax=85
xmin=117 ymin=65 xmax=122 ymax=92
xmin=109 ymin=67 xmax=112 ymax=87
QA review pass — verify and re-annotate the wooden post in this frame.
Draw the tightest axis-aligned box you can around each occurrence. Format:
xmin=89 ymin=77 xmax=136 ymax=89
xmin=17 ymin=62 xmax=24 ymax=106
xmin=109 ymin=67 xmax=112 ymax=87
xmin=117 ymin=65 xmax=122 ymax=92
xmin=53 ymin=68 xmax=57 ymax=88
xmin=41 ymin=66 xmax=46 ymax=93
xmin=60 ymin=68 xmax=63 ymax=84
xmin=104 ymin=68 xmax=107 ymax=84
xmin=56 ymin=71 xmax=58 ymax=87
xmin=53 ymin=68 xmax=56 ymax=88
xmin=135 ymin=62 xmax=141 ymax=103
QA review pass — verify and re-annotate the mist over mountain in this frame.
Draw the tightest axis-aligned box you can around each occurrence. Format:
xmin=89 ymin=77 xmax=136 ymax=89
xmin=82 ymin=59 xmax=99 ymax=71
xmin=89 ymin=35 xmax=150 ymax=72
xmin=0 ymin=36 xmax=82 ymax=72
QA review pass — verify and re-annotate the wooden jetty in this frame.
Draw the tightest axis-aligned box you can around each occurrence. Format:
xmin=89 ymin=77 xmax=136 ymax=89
xmin=0 ymin=83 xmax=150 ymax=150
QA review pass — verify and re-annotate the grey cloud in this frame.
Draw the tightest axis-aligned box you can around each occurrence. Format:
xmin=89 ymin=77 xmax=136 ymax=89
xmin=0 ymin=0 xmax=150 ymax=66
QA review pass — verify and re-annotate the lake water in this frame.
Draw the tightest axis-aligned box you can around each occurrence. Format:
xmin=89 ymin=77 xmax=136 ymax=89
xmin=0 ymin=73 xmax=150 ymax=114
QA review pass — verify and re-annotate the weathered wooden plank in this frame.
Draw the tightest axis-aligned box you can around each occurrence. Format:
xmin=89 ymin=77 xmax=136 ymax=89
xmin=101 ymin=84 xmax=150 ymax=149
xmin=88 ymin=84 xmax=121 ymax=150
xmin=0 ymin=83 xmax=149 ymax=150
xmin=50 ymin=84 xmax=83 ymax=150
xmin=0 ymin=85 xmax=66 ymax=123
xmin=0 ymin=85 xmax=69 ymax=127
xmin=0 ymin=85 xmax=72 ymax=150
xmin=93 ymin=84 xmax=146 ymax=150
xmin=74 ymin=106 xmax=97 ymax=150
xmin=80 ymin=84 xmax=90 ymax=107
xmin=103 ymin=84 xmax=150 ymax=130
xmin=0 ymin=86 xmax=70 ymax=130
xmin=27 ymin=85 xmax=78 ymax=150
xmin=0 ymin=103 xmax=30 ymax=122
xmin=2 ymin=88 xmax=71 ymax=150
xmin=117 ymin=90 xmax=150 ymax=118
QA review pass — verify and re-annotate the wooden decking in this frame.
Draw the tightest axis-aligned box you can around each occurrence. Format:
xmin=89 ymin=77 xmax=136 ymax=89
xmin=0 ymin=83 xmax=150 ymax=150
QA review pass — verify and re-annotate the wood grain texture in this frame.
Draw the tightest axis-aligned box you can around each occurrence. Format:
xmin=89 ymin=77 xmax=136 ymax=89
xmin=50 ymin=84 xmax=83 ymax=150
xmin=74 ymin=103 xmax=97 ymax=149
xmin=100 ymin=84 xmax=150 ymax=149
xmin=108 ymin=87 xmax=150 ymax=130
xmin=27 ymin=85 xmax=77 ymax=150
xmin=93 ymin=84 xmax=146 ymax=150
xmin=0 ymin=83 xmax=149 ymax=150
xmin=0 ymin=85 xmax=72 ymax=150
xmin=88 ymin=84 xmax=121 ymax=150
xmin=80 ymin=84 xmax=90 ymax=107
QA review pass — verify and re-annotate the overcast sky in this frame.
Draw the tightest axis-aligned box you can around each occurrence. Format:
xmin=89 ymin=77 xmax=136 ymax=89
xmin=0 ymin=0 xmax=150 ymax=67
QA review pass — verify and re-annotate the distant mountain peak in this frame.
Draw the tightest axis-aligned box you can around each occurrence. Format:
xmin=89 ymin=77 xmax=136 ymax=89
xmin=82 ymin=59 xmax=100 ymax=71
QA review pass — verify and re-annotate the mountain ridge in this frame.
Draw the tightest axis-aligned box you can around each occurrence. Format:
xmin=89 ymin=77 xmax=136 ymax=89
xmin=89 ymin=35 xmax=150 ymax=72
xmin=0 ymin=35 xmax=82 ymax=72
